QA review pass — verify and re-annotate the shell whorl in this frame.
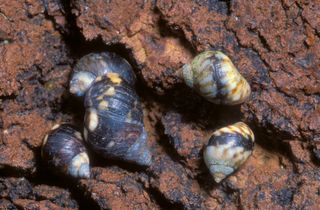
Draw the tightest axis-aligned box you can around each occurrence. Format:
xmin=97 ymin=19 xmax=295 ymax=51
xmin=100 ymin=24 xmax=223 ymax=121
xmin=69 ymin=52 xmax=152 ymax=167
xmin=41 ymin=124 xmax=90 ymax=179
xmin=203 ymin=122 xmax=254 ymax=183
xmin=70 ymin=52 xmax=136 ymax=97
xmin=83 ymin=74 xmax=152 ymax=167
xmin=182 ymin=51 xmax=251 ymax=105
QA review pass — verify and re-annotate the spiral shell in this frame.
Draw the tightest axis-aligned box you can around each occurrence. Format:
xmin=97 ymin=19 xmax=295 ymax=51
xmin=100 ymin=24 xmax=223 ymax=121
xmin=41 ymin=124 xmax=90 ymax=178
xmin=83 ymin=74 xmax=152 ymax=166
xmin=182 ymin=51 xmax=251 ymax=105
xmin=203 ymin=122 xmax=254 ymax=183
xmin=69 ymin=52 xmax=136 ymax=97
xmin=70 ymin=52 xmax=152 ymax=167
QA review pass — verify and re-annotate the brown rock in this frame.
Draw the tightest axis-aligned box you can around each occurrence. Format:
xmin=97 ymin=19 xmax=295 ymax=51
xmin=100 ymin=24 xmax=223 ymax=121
xmin=0 ymin=177 xmax=78 ymax=209
xmin=72 ymin=0 xmax=193 ymax=93
xmin=0 ymin=0 xmax=319 ymax=209
xmin=149 ymin=156 xmax=204 ymax=209
xmin=0 ymin=199 xmax=17 ymax=210
xmin=0 ymin=0 xmax=71 ymax=174
xmin=13 ymin=199 xmax=75 ymax=210
xmin=79 ymin=167 xmax=159 ymax=210
xmin=161 ymin=111 xmax=206 ymax=170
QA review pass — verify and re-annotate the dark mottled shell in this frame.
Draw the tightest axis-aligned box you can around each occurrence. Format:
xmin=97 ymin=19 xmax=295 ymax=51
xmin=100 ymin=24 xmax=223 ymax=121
xmin=41 ymin=124 xmax=90 ymax=178
xmin=203 ymin=122 xmax=254 ymax=183
xmin=182 ymin=51 xmax=251 ymax=105
xmin=70 ymin=52 xmax=136 ymax=97
xmin=83 ymin=74 xmax=152 ymax=167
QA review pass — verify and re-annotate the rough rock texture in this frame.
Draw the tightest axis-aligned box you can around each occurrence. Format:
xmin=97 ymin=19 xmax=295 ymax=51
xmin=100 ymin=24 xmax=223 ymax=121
xmin=0 ymin=0 xmax=319 ymax=209
xmin=0 ymin=177 xmax=78 ymax=209
xmin=0 ymin=0 xmax=71 ymax=174
xmin=79 ymin=167 xmax=160 ymax=210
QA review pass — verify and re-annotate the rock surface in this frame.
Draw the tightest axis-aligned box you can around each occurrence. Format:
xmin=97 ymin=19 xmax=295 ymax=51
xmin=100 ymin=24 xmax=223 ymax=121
xmin=0 ymin=177 xmax=78 ymax=209
xmin=0 ymin=0 xmax=319 ymax=209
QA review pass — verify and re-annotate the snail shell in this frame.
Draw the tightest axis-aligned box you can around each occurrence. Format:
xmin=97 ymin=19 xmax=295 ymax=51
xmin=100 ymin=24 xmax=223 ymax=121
xmin=83 ymin=73 xmax=152 ymax=167
xmin=182 ymin=51 xmax=251 ymax=105
xmin=41 ymin=124 xmax=90 ymax=178
xmin=69 ymin=52 xmax=136 ymax=97
xmin=203 ymin=122 xmax=254 ymax=183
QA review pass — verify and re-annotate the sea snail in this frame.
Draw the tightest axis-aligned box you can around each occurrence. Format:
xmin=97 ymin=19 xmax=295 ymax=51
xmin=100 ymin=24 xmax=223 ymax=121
xmin=70 ymin=52 xmax=136 ymax=97
xmin=41 ymin=124 xmax=90 ymax=179
xmin=181 ymin=51 xmax=251 ymax=105
xmin=70 ymin=52 xmax=152 ymax=167
xmin=203 ymin=122 xmax=254 ymax=183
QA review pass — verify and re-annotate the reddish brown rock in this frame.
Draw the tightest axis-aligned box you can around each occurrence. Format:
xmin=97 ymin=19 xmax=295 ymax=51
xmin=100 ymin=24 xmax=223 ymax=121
xmin=0 ymin=0 xmax=319 ymax=209
xmin=0 ymin=0 xmax=72 ymax=174
xmin=149 ymin=156 xmax=204 ymax=209
xmin=79 ymin=167 xmax=159 ymax=210
xmin=225 ymin=0 xmax=320 ymax=142
xmin=42 ymin=0 xmax=69 ymax=33
xmin=161 ymin=111 xmax=206 ymax=170
xmin=155 ymin=0 xmax=320 ymax=144
xmin=13 ymin=199 xmax=74 ymax=210
xmin=72 ymin=0 xmax=193 ymax=93
xmin=0 ymin=177 xmax=78 ymax=209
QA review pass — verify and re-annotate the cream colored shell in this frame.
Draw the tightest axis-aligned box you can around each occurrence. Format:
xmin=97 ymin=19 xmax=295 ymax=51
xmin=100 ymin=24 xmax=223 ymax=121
xmin=182 ymin=51 xmax=251 ymax=105
xmin=203 ymin=122 xmax=254 ymax=183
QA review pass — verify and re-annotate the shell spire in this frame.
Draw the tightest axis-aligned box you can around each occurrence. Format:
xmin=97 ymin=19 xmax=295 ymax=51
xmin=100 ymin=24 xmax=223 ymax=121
xmin=41 ymin=124 xmax=90 ymax=179
xmin=70 ymin=52 xmax=152 ymax=167
xmin=69 ymin=52 xmax=136 ymax=97
xmin=182 ymin=51 xmax=251 ymax=105
xmin=83 ymin=75 xmax=152 ymax=167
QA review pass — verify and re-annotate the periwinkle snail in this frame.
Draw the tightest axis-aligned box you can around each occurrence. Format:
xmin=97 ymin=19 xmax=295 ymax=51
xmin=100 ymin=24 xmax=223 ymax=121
xmin=41 ymin=50 xmax=253 ymax=184
xmin=41 ymin=124 xmax=90 ymax=179
xmin=70 ymin=52 xmax=152 ymax=167
xmin=70 ymin=52 xmax=136 ymax=97
xmin=180 ymin=51 xmax=251 ymax=105
xmin=203 ymin=122 xmax=254 ymax=183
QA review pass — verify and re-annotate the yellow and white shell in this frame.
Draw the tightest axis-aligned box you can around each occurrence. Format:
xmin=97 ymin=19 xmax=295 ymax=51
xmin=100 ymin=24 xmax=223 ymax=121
xmin=69 ymin=52 xmax=136 ymax=97
xmin=203 ymin=122 xmax=254 ymax=183
xmin=182 ymin=51 xmax=251 ymax=105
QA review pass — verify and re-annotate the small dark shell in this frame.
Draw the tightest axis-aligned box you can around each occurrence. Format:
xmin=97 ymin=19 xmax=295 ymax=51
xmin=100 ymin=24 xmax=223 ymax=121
xmin=41 ymin=124 xmax=90 ymax=178
xmin=203 ymin=122 xmax=254 ymax=183
xmin=83 ymin=74 xmax=152 ymax=167
xmin=70 ymin=52 xmax=136 ymax=97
